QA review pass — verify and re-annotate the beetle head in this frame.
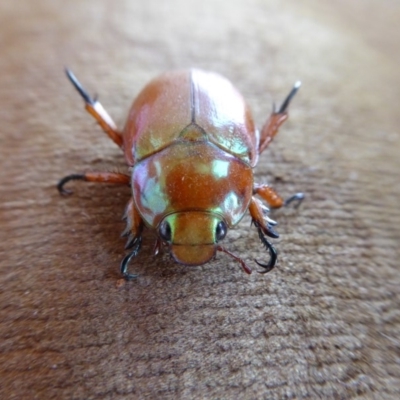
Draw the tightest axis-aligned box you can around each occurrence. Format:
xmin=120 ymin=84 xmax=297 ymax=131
xmin=158 ymin=211 xmax=228 ymax=266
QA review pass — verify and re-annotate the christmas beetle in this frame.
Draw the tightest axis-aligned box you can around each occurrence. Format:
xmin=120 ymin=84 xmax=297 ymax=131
xmin=58 ymin=69 xmax=303 ymax=279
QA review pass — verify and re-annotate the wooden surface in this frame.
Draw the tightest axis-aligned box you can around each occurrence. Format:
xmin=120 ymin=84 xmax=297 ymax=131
xmin=1 ymin=0 xmax=400 ymax=398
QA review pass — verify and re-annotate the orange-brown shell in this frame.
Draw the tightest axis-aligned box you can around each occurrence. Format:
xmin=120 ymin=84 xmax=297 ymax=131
xmin=123 ymin=69 xmax=258 ymax=166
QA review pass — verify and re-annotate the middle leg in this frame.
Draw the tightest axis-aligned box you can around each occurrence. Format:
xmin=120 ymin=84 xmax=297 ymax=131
xmin=253 ymin=183 xmax=304 ymax=210
xmin=58 ymin=172 xmax=130 ymax=195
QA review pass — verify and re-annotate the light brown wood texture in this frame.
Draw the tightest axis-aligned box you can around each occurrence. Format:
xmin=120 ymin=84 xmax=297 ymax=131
xmin=1 ymin=0 xmax=400 ymax=398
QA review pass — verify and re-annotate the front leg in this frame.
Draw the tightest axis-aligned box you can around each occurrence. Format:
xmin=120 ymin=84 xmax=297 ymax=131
xmin=249 ymin=196 xmax=279 ymax=238
xmin=120 ymin=198 xmax=144 ymax=280
xmin=248 ymin=197 xmax=279 ymax=273
xmin=250 ymin=184 xmax=305 ymax=237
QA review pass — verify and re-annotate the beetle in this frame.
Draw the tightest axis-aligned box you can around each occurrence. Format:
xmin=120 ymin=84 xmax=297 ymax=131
xmin=58 ymin=69 xmax=303 ymax=280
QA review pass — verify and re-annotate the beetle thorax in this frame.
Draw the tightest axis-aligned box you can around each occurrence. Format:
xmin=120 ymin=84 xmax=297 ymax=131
xmin=132 ymin=141 xmax=253 ymax=229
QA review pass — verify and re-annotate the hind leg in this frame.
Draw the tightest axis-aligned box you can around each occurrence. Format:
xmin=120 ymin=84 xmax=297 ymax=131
xmin=66 ymin=69 xmax=123 ymax=147
xmin=258 ymin=81 xmax=301 ymax=154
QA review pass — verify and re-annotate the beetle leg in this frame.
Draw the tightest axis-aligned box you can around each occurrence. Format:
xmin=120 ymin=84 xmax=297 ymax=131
xmin=253 ymin=184 xmax=284 ymax=209
xmin=254 ymin=184 xmax=305 ymax=209
xmin=57 ymin=172 xmax=130 ymax=195
xmin=120 ymin=237 xmax=142 ymax=280
xmin=253 ymin=221 xmax=278 ymax=274
xmin=120 ymin=198 xmax=144 ymax=280
xmin=122 ymin=198 xmax=144 ymax=248
xmin=66 ymin=69 xmax=124 ymax=148
xmin=258 ymin=81 xmax=301 ymax=154
xmin=249 ymin=197 xmax=280 ymax=238
xmin=284 ymin=192 xmax=305 ymax=208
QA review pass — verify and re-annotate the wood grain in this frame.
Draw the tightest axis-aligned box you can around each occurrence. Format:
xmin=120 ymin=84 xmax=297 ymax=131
xmin=1 ymin=0 xmax=400 ymax=398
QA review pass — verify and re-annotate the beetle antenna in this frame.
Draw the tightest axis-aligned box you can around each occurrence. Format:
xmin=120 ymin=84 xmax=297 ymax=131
xmin=65 ymin=68 xmax=95 ymax=105
xmin=253 ymin=221 xmax=277 ymax=273
xmin=217 ymin=246 xmax=252 ymax=274
xmin=120 ymin=236 xmax=142 ymax=280
xmin=278 ymin=81 xmax=301 ymax=114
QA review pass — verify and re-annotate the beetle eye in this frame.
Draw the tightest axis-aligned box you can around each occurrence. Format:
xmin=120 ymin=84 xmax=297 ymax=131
xmin=215 ymin=221 xmax=227 ymax=242
xmin=159 ymin=221 xmax=172 ymax=242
